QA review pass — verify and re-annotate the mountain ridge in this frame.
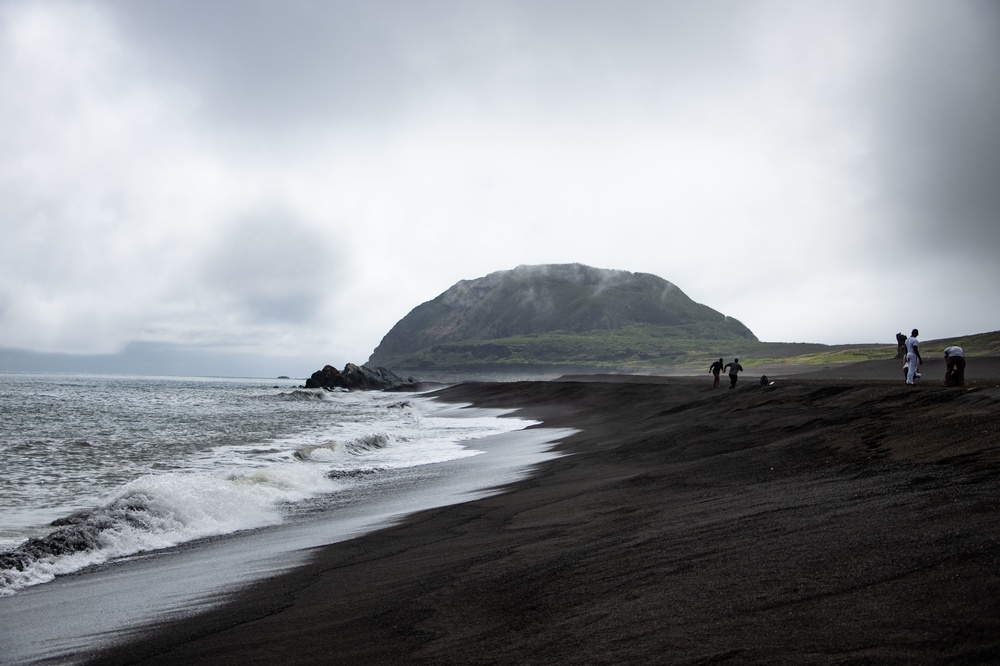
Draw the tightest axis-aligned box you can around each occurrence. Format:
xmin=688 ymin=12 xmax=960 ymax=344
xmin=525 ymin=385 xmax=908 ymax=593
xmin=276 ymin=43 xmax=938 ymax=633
xmin=369 ymin=264 xmax=756 ymax=370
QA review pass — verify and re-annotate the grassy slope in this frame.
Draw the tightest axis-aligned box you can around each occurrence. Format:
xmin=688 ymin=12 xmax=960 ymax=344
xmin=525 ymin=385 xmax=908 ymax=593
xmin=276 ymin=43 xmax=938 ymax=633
xmin=393 ymin=329 xmax=1000 ymax=372
xmin=748 ymin=330 xmax=1000 ymax=368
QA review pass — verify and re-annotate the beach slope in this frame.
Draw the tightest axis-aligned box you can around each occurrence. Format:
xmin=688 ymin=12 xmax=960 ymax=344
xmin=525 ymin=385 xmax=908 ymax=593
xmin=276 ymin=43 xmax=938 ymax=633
xmin=89 ymin=362 xmax=1000 ymax=664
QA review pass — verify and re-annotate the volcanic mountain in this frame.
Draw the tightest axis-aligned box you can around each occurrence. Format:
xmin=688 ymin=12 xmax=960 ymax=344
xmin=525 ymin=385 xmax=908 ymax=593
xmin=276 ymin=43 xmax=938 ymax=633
xmin=368 ymin=264 xmax=757 ymax=372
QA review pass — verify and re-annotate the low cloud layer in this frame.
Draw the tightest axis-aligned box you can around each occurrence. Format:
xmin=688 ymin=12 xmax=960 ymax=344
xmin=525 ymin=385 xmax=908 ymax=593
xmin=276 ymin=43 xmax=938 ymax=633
xmin=2 ymin=0 xmax=997 ymax=375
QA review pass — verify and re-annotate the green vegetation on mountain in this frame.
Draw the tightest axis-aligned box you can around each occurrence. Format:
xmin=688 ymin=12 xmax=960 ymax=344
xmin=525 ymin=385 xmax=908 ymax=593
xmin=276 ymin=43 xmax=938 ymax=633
xmin=369 ymin=264 xmax=755 ymax=371
xmin=368 ymin=264 xmax=1000 ymax=373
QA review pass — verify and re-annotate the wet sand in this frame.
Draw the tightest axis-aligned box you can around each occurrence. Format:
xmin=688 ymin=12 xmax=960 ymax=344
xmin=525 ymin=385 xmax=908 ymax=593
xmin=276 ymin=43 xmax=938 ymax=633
xmin=88 ymin=358 xmax=1000 ymax=665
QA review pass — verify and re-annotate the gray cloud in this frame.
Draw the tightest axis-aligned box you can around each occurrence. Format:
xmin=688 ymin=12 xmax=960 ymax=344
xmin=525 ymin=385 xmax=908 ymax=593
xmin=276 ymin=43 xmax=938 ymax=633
xmin=1 ymin=0 xmax=997 ymax=373
xmin=102 ymin=0 xmax=759 ymax=131
xmin=201 ymin=213 xmax=335 ymax=325
xmin=867 ymin=1 xmax=1000 ymax=255
xmin=105 ymin=0 xmax=414 ymax=129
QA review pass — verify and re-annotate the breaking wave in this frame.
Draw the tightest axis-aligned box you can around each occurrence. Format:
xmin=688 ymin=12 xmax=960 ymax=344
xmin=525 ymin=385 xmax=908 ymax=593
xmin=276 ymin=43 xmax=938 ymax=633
xmin=0 ymin=378 xmax=536 ymax=598
xmin=275 ymin=389 xmax=343 ymax=402
xmin=0 ymin=465 xmax=337 ymax=596
xmin=293 ymin=433 xmax=393 ymax=464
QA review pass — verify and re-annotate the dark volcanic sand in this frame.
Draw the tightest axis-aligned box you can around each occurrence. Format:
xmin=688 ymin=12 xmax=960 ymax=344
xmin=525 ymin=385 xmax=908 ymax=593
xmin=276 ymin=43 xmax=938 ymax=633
xmin=88 ymin=359 xmax=1000 ymax=665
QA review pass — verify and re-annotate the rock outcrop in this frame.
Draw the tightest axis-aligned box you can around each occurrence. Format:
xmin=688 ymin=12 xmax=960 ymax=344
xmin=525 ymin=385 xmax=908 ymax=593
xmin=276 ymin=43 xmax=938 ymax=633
xmin=304 ymin=363 xmax=416 ymax=391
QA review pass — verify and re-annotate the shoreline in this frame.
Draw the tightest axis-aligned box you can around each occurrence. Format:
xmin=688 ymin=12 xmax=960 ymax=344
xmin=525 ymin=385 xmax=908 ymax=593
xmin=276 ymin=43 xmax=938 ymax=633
xmin=85 ymin=362 xmax=1000 ymax=664
xmin=0 ymin=404 xmax=568 ymax=666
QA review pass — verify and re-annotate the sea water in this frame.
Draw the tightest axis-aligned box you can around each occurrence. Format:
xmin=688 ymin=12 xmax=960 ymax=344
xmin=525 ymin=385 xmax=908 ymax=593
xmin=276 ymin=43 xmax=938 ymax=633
xmin=0 ymin=372 xmax=542 ymax=598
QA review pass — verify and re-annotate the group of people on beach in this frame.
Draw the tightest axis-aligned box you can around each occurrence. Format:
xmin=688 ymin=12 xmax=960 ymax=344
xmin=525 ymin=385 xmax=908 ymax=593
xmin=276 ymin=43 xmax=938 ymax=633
xmin=901 ymin=328 xmax=967 ymax=387
xmin=709 ymin=358 xmax=743 ymax=390
xmin=710 ymin=329 xmax=968 ymax=390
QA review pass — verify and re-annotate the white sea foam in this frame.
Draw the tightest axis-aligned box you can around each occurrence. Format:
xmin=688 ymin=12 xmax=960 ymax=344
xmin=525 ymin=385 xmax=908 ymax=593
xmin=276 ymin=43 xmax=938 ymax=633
xmin=0 ymin=464 xmax=344 ymax=595
xmin=0 ymin=375 xmax=536 ymax=597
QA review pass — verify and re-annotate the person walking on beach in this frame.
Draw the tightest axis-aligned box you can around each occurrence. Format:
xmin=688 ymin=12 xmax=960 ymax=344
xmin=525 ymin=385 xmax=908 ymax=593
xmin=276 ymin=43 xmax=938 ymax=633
xmin=709 ymin=358 xmax=724 ymax=388
xmin=905 ymin=329 xmax=922 ymax=386
xmin=944 ymin=345 xmax=966 ymax=386
xmin=723 ymin=358 xmax=743 ymax=390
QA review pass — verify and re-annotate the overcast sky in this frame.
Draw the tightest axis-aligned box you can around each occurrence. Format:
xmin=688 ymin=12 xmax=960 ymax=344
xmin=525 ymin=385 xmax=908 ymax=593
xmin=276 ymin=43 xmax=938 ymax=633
xmin=1 ymin=0 xmax=998 ymax=376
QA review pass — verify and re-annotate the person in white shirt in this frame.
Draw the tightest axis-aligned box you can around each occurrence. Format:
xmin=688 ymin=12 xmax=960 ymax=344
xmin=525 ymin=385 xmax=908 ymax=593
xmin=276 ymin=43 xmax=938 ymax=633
xmin=943 ymin=346 xmax=966 ymax=386
xmin=905 ymin=329 xmax=922 ymax=386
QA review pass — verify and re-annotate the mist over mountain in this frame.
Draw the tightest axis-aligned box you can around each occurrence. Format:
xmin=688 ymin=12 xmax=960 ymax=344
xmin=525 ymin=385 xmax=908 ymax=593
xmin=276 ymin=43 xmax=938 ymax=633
xmin=368 ymin=264 xmax=756 ymax=371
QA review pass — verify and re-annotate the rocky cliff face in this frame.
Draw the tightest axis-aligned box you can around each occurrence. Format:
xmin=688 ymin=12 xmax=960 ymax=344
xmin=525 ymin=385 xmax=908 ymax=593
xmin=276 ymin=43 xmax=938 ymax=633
xmin=368 ymin=264 xmax=756 ymax=370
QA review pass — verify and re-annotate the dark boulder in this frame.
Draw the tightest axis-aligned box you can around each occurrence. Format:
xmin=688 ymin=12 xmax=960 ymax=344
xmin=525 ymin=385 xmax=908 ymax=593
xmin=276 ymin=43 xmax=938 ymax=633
xmin=304 ymin=363 xmax=416 ymax=391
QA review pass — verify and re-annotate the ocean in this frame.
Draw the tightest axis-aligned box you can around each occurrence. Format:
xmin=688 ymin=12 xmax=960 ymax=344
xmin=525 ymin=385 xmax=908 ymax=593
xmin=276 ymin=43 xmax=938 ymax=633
xmin=0 ymin=372 xmax=568 ymax=664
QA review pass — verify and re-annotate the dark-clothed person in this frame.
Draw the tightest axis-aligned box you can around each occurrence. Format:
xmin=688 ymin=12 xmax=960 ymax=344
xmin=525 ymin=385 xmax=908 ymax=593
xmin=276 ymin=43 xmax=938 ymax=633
xmin=709 ymin=358 xmax=724 ymax=388
xmin=723 ymin=358 xmax=743 ymax=390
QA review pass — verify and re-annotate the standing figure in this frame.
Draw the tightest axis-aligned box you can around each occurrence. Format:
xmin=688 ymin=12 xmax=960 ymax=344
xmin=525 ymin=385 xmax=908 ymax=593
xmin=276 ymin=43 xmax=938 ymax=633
xmin=723 ymin=358 xmax=743 ymax=390
xmin=902 ymin=360 xmax=922 ymax=381
xmin=943 ymin=345 xmax=966 ymax=386
xmin=709 ymin=358 xmax=724 ymax=388
xmin=895 ymin=332 xmax=907 ymax=359
xmin=905 ymin=329 xmax=922 ymax=386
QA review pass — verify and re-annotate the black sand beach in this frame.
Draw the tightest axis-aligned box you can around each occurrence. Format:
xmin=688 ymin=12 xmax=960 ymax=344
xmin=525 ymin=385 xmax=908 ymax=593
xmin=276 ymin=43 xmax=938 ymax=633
xmin=88 ymin=358 xmax=1000 ymax=665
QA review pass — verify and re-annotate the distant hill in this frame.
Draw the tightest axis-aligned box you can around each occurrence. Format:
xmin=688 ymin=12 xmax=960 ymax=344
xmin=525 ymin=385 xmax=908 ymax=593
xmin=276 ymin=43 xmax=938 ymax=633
xmin=368 ymin=264 xmax=757 ymax=371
